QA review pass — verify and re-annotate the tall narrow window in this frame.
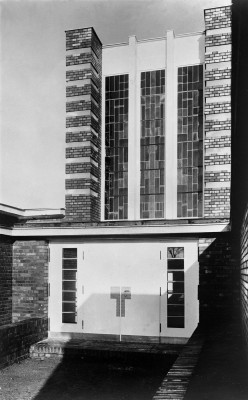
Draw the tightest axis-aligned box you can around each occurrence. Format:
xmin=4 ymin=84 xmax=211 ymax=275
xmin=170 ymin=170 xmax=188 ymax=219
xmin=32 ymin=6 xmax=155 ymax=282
xmin=167 ymin=247 xmax=185 ymax=328
xmin=62 ymin=248 xmax=77 ymax=323
xmin=140 ymin=70 xmax=165 ymax=219
xmin=105 ymin=75 xmax=129 ymax=220
xmin=177 ymin=65 xmax=203 ymax=218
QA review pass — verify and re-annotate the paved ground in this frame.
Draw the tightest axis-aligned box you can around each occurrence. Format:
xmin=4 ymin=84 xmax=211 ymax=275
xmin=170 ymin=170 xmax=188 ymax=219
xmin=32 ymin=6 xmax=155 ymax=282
xmin=0 ymin=354 xmax=174 ymax=400
xmin=0 ymin=358 xmax=60 ymax=400
xmin=184 ymin=320 xmax=248 ymax=400
xmin=1 ymin=320 xmax=248 ymax=400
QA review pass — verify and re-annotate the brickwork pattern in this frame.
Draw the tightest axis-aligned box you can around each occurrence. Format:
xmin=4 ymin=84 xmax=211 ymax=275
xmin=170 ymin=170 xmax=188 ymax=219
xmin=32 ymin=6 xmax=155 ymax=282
xmin=205 ymin=101 xmax=231 ymax=114
xmin=205 ymin=68 xmax=231 ymax=81
xmin=204 ymin=188 xmax=230 ymax=217
xmin=65 ymin=27 xmax=102 ymax=223
xmin=205 ymin=51 xmax=231 ymax=64
xmin=205 ymin=84 xmax=231 ymax=97
xmin=65 ymin=178 xmax=98 ymax=192
xmin=66 ymin=145 xmax=98 ymax=162
xmin=204 ymin=6 xmax=231 ymax=30
xmin=241 ymin=205 xmax=248 ymax=342
xmin=0 ymin=237 xmax=12 ymax=327
xmin=205 ymin=119 xmax=231 ymax=132
xmin=205 ymin=153 xmax=231 ymax=165
xmin=0 ymin=318 xmax=47 ymax=368
xmin=66 ymin=51 xmax=99 ymax=71
xmin=205 ymin=33 xmax=231 ymax=47
xmin=205 ymin=135 xmax=231 ymax=148
xmin=204 ymin=5 xmax=231 ymax=218
xmin=12 ymin=241 xmax=49 ymax=322
xmin=65 ymin=194 xmax=100 ymax=221
xmin=198 ymin=235 xmax=238 ymax=323
xmin=205 ymin=171 xmax=230 ymax=183
xmin=66 ymin=84 xmax=99 ymax=101
xmin=66 ymin=131 xmax=98 ymax=145
xmin=66 ymin=162 xmax=99 ymax=177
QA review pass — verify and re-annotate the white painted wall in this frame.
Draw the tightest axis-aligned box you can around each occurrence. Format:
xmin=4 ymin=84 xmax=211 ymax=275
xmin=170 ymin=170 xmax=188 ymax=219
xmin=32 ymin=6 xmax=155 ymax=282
xmin=49 ymin=239 xmax=199 ymax=342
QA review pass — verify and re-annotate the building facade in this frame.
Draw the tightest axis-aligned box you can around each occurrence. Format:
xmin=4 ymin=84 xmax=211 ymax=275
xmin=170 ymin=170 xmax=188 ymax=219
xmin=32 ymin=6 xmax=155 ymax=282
xmin=0 ymin=5 xmax=236 ymax=346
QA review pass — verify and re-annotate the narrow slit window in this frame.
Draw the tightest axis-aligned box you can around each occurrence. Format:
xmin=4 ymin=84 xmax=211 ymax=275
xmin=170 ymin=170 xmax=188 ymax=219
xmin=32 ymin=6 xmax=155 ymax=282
xmin=167 ymin=247 xmax=185 ymax=328
xmin=62 ymin=248 xmax=77 ymax=323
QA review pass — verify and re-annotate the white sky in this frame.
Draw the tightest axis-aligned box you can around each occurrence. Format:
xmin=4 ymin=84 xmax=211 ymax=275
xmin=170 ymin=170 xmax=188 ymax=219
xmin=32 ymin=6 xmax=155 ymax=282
xmin=0 ymin=0 xmax=231 ymax=209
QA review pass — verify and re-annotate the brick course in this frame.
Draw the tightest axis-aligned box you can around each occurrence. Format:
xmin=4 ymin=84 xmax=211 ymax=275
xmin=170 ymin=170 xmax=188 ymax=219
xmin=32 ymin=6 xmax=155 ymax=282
xmin=205 ymin=84 xmax=231 ymax=97
xmin=205 ymin=51 xmax=231 ymax=64
xmin=205 ymin=68 xmax=231 ymax=81
xmin=66 ymin=162 xmax=99 ymax=177
xmin=205 ymin=101 xmax=231 ymax=114
xmin=205 ymin=119 xmax=231 ymax=132
xmin=205 ymin=33 xmax=231 ymax=47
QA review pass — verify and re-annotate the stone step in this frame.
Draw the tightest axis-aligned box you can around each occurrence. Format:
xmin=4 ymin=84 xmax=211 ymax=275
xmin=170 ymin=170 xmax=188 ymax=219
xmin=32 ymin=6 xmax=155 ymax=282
xmin=30 ymin=339 xmax=182 ymax=361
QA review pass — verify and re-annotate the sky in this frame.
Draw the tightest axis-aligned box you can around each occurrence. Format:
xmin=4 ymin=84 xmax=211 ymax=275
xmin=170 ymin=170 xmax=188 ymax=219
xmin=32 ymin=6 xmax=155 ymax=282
xmin=0 ymin=0 xmax=231 ymax=210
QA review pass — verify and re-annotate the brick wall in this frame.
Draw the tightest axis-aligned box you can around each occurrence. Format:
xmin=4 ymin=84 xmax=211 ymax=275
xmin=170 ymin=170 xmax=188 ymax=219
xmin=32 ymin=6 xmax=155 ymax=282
xmin=65 ymin=27 xmax=102 ymax=222
xmin=0 ymin=318 xmax=47 ymax=368
xmin=199 ymin=234 xmax=238 ymax=324
xmin=204 ymin=6 xmax=231 ymax=218
xmin=12 ymin=241 xmax=49 ymax=322
xmin=0 ymin=236 xmax=12 ymax=326
xmin=241 ymin=206 xmax=248 ymax=342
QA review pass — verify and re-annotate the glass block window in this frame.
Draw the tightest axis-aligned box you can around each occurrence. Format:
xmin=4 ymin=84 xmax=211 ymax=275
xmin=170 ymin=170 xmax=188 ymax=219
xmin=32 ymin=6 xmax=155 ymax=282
xmin=140 ymin=70 xmax=165 ymax=219
xmin=62 ymin=248 xmax=77 ymax=323
xmin=177 ymin=65 xmax=203 ymax=218
xmin=167 ymin=247 xmax=184 ymax=328
xmin=105 ymin=75 xmax=129 ymax=220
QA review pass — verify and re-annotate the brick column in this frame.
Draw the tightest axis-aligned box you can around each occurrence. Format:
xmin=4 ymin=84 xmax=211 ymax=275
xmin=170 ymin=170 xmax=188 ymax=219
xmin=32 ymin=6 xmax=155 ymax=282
xmin=204 ymin=6 xmax=231 ymax=218
xmin=65 ymin=28 xmax=102 ymax=222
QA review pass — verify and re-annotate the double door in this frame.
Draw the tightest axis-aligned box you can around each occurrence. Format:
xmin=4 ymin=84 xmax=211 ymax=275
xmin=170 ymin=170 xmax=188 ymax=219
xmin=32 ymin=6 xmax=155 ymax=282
xmin=49 ymin=240 xmax=198 ymax=340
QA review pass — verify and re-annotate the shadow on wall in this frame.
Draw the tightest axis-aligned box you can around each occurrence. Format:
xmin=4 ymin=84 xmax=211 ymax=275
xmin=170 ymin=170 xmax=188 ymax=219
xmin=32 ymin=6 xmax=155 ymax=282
xmin=198 ymin=234 xmax=239 ymax=327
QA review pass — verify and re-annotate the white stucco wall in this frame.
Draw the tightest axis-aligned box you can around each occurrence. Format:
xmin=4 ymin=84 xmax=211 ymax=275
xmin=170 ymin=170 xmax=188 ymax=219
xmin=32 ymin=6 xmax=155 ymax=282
xmin=49 ymin=238 xmax=199 ymax=343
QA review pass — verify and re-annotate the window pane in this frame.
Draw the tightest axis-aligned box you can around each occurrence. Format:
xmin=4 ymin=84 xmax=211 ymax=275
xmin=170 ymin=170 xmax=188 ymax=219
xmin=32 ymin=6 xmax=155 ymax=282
xmin=167 ymin=293 xmax=184 ymax=305
xmin=62 ymin=302 xmax=76 ymax=312
xmin=63 ymin=281 xmax=76 ymax=291
xmin=63 ymin=270 xmax=76 ymax=280
xmin=177 ymin=65 xmax=203 ymax=218
xmin=168 ymin=305 xmax=184 ymax=317
xmin=62 ymin=313 xmax=76 ymax=324
xmin=105 ymin=74 xmax=129 ymax=220
xmin=63 ymin=248 xmax=77 ymax=258
xmin=63 ymin=292 xmax=76 ymax=301
xmin=167 ymin=316 xmax=184 ymax=328
xmin=63 ymin=259 xmax=77 ymax=270
xmin=140 ymin=70 xmax=165 ymax=219
xmin=168 ymin=271 xmax=184 ymax=282
xmin=168 ymin=259 xmax=184 ymax=270
xmin=167 ymin=247 xmax=184 ymax=258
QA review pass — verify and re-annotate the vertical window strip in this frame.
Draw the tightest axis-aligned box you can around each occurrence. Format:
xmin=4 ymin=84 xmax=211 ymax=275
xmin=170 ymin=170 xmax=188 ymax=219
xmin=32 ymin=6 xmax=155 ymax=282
xmin=140 ymin=70 xmax=165 ymax=219
xmin=177 ymin=65 xmax=203 ymax=218
xmin=105 ymin=75 xmax=129 ymax=220
xmin=167 ymin=247 xmax=185 ymax=328
xmin=62 ymin=248 xmax=77 ymax=324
